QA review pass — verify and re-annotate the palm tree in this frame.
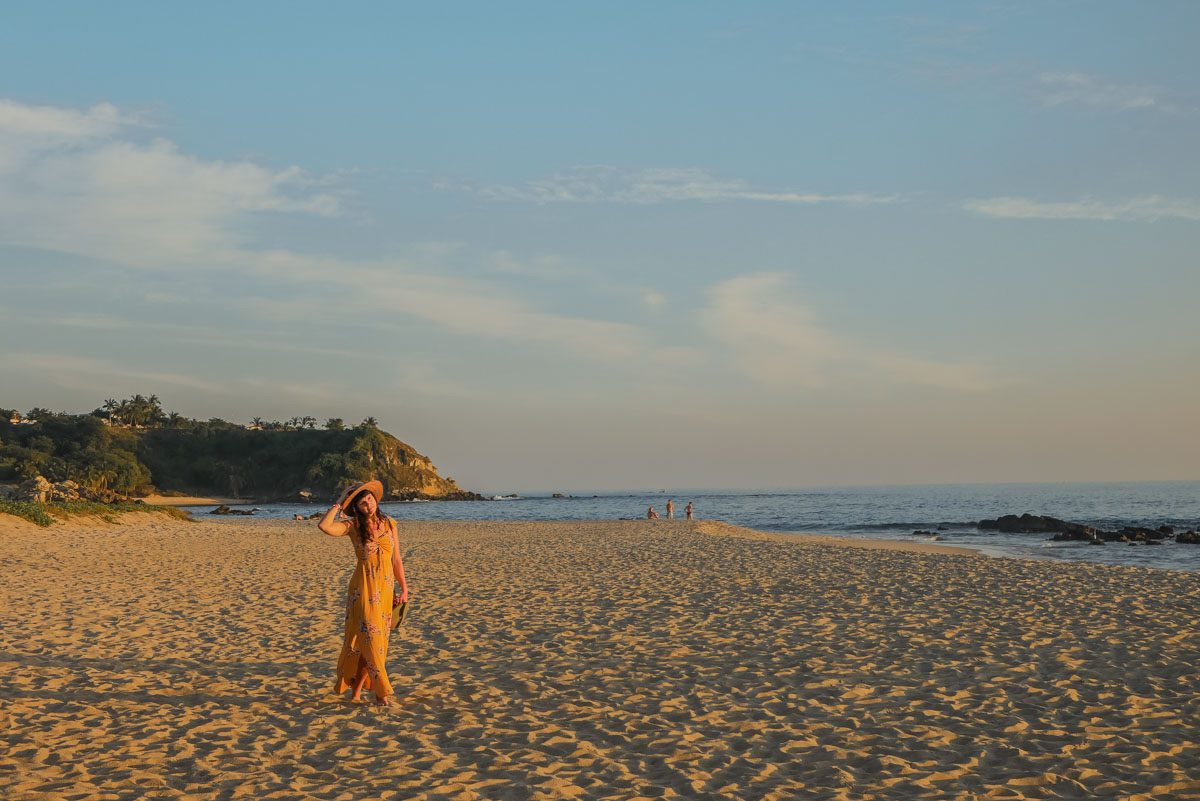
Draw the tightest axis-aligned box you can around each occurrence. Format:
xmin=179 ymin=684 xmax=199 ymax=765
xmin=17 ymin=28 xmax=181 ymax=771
xmin=147 ymin=395 xmax=166 ymax=427
xmin=127 ymin=394 xmax=145 ymax=426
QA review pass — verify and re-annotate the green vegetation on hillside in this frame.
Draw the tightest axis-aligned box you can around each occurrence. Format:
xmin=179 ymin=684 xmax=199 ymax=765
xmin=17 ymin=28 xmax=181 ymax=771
xmin=1 ymin=396 xmax=477 ymax=501
xmin=0 ymin=411 xmax=151 ymax=491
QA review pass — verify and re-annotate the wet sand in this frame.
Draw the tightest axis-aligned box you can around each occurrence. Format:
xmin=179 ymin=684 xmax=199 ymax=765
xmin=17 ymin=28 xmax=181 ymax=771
xmin=0 ymin=514 xmax=1197 ymax=800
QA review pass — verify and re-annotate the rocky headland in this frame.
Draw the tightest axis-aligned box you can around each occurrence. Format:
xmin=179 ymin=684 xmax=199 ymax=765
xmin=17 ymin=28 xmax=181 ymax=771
xmin=0 ymin=398 xmax=483 ymax=506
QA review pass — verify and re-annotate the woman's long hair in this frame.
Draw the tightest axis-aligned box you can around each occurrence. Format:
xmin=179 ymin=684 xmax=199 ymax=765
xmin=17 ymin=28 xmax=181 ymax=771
xmin=348 ymin=490 xmax=389 ymax=544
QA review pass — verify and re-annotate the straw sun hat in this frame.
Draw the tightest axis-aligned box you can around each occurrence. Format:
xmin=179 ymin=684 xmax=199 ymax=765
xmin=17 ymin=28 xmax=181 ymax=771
xmin=339 ymin=480 xmax=384 ymax=509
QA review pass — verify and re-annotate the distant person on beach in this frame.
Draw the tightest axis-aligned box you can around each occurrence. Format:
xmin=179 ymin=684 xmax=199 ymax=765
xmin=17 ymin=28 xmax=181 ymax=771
xmin=318 ymin=480 xmax=409 ymax=706
xmin=666 ymin=499 xmax=674 ymax=519
xmin=647 ymin=506 xmax=659 ymax=520
xmin=685 ymin=502 xmax=694 ymax=520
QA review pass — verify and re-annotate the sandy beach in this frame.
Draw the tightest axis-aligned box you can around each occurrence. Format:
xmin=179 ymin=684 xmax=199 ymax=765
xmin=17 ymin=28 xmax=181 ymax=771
xmin=1 ymin=514 xmax=1197 ymax=801
xmin=138 ymin=495 xmax=252 ymax=507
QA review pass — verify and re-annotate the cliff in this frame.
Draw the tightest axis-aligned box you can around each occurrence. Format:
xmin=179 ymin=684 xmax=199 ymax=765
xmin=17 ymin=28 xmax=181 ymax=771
xmin=0 ymin=409 xmax=481 ymax=502
xmin=138 ymin=425 xmax=481 ymax=502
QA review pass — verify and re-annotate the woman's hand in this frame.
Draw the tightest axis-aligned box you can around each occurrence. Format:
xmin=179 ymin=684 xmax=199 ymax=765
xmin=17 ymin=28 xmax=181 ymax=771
xmin=396 ymin=585 xmax=409 ymax=605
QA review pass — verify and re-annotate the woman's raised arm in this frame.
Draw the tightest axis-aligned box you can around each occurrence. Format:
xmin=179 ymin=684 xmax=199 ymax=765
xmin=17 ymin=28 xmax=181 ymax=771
xmin=317 ymin=502 xmax=350 ymax=537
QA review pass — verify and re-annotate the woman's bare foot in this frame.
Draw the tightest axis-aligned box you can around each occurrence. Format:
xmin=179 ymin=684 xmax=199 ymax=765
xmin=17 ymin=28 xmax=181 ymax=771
xmin=373 ymin=694 xmax=393 ymax=707
xmin=349 ymin=691 xmax=366 ymax=704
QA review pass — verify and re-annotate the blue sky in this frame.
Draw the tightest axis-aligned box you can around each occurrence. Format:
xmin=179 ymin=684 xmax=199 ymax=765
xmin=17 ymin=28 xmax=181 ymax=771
xmin=2 ymin=2 xmax=1197 ymax=491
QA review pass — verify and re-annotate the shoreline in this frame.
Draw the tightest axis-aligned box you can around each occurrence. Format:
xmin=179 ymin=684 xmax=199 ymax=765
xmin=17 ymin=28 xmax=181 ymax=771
xmin=193 ymin=514 xmax=986 ymax=558
xmin=693 ymin=520 xmax=981 ymax=557
xmin=13 ymin=509 xmax=1199 ymax=571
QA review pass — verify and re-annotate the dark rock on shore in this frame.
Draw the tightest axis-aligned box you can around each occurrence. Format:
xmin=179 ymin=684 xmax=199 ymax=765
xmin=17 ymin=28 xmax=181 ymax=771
xmin=1118 ymin=526 xmax=1168 ymax=542
xmin=1177 ymin=531 xmax=1200 ymax=544
xmin=388 ymin=489 xmax=486 ymax=502
xmin=261 ymin=487 xmax=487 ymax=503
xmin=978 ymin=513 xmax=1186 ymax=544
xmin=978 ymin=514 xmax=1094 ymax=537
xmin=210 ymin=505 xmax=256 ymax=516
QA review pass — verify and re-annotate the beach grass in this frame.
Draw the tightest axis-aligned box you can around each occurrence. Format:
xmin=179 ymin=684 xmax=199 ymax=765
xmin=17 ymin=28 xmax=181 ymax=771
xmin=0 ymin=499 xmax=192 ymax=526
xmin=0 ymin=500 xmax=55 ymax=526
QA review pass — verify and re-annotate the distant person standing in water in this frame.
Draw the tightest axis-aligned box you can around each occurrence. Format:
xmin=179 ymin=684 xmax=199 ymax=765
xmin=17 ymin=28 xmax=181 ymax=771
xmin=647 ymin=506 xmax=659 ymax=520
xmin=685 ymin=501 xmax=694 ymax=520
xmin=318 ymin=480 xmax=409 ymax=706
xmin=666 ymin=499 xmax=674 ymax=519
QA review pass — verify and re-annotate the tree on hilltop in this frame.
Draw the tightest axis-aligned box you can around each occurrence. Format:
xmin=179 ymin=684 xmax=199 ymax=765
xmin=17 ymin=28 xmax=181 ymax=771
xmin=101 ymin=394 xmax=167 ymax=428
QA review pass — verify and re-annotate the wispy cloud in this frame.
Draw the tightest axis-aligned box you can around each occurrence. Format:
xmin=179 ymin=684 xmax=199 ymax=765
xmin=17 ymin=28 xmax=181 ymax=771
xmin=965 ymin=195 xmax=1200 ymax=222
xmin=0 ymin=98 xmax=341 ymax=267
xmin=375 ymin=273 xmax=646 ymax=362
xmin=454 ymin=166 xmax=899 ymax=206
xmin=1035 ymin=72 xmax=1171 ymax=112
xmin=893 ymin=16 xmax=986 ymax=50
xmin=0 ymin=97 xmax=662 ymax=368
xmin=484 ymin=250 xmax=587 ymax=279
xmin=242 ymin=250 xmax=654 ymax=364
xmin=31 ymin=313 xmax=368 ymax=360
xmin=641 ymin=290 xmax=667 ymax=308
xmin=0 ymin=99 xmax=130 ymax=141
xmin=0 ymin=353 xmax=225 ymax=395
xmin=702 ymin=273 xmax=994 ymax=392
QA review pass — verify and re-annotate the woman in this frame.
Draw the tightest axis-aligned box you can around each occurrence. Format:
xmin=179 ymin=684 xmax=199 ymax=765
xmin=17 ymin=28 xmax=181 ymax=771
xmin=318 ymin=479 xmax=409 ymax=706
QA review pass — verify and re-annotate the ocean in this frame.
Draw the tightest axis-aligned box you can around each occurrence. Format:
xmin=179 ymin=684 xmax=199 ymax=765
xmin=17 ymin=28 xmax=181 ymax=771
xmin=189 ymin=481 xmax=1200 ymax=572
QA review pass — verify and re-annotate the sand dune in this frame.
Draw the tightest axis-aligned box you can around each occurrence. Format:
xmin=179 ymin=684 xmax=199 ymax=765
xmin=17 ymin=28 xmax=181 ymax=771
xmin=0 ymin=514 xmax=1196 ymax=800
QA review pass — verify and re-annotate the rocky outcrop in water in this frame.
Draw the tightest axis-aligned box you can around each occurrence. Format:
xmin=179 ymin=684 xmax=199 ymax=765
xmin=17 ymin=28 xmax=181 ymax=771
xmin=210 ymin=505 xmax=256 ymax=516
xmin=978 ymin=514 xmax=1092 ymax=537
xmin=977 ymin=514 xmax=1179 ymax=543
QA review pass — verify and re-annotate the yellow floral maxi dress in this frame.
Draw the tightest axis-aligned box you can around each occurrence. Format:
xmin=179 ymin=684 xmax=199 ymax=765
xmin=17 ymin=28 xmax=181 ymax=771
xmin=334 ymin=518 xmax=396 ymax=697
